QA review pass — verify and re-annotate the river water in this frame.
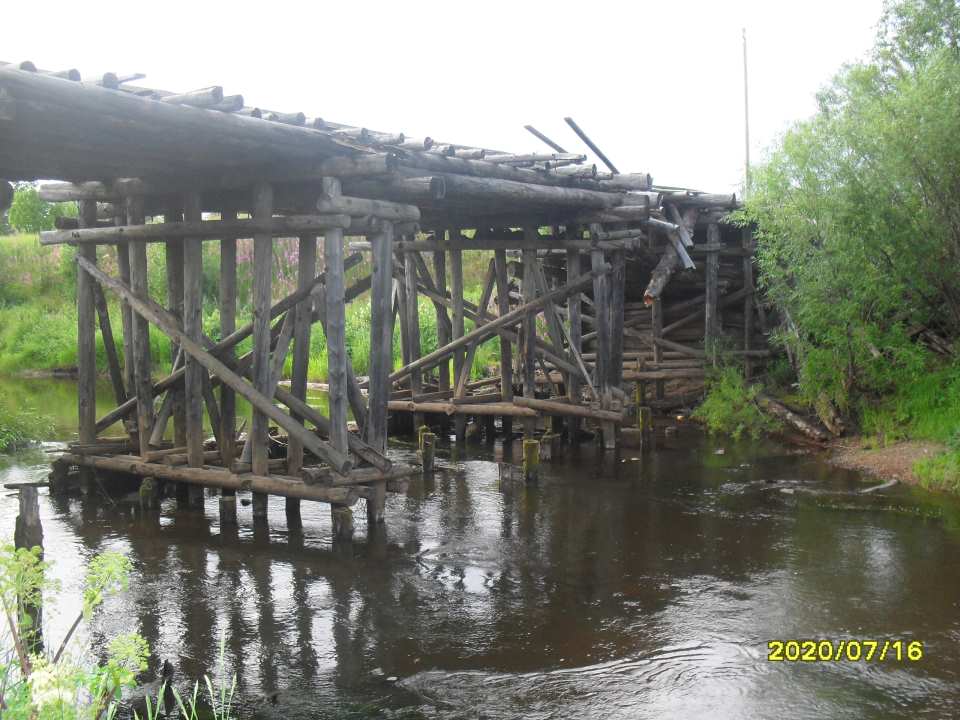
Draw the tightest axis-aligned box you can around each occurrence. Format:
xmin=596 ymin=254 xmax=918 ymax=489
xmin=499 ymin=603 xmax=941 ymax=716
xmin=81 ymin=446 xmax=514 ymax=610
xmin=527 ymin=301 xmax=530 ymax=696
xmin=2 ymin=376 xmax=960 ymax=719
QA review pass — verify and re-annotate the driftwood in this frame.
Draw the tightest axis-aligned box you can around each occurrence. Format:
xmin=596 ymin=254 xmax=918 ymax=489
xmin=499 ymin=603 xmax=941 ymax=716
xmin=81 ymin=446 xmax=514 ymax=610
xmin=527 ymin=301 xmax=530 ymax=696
xmin=756 ymin=394 xmax=830 ymax=442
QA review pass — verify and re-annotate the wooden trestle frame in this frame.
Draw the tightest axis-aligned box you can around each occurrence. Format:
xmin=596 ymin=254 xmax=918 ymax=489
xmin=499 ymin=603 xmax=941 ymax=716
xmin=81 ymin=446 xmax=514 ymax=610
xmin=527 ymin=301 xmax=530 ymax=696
xmin=0 ymin=61 xmax=767 ymax=537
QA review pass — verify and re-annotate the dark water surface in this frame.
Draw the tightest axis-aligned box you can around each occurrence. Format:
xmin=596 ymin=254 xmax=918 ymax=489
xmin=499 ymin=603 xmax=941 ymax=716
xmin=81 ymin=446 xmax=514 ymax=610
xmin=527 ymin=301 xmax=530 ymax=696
xmin=2 ymin=377 xmax=960 ymax=719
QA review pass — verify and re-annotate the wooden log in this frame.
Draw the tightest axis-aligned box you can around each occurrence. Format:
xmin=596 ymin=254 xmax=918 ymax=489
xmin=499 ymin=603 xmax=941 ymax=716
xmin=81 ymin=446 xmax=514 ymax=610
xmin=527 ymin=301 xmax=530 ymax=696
xmin=756 ymin=394 xmax=830 ymax=442
xmin=431 ymin=237 xmax=452 ymax=436
xmin=493 ymin=248 xmax=514 ymax=438
xmin=323 ymin=178 xmax=350 ymax=464
xmin=705 ymin=223 xmax=721 ymax=362
xmin=125 ymin=196 xmax=153 ymax=456
xmin=75 ymin=255 xmax=354 ymax=475
xmin=316 ymin=194 xmax=419 ymax=222
xmin=163 ymin=203 xmax=187 ymax=449
xmin=287 ymin=234 xmax=317 ymax=484
xmin=0 ymin=66 xmax=352 ymax=181
xmin=662 ymin=191 xmax=737 ymax=210
xmin=365 ymin=225 xmax=394 ymax=454
xmin=159 ymin=86 xmax=224 ymax=107
xmin=76 ymin=201 xmax=98 ymax=492
xmin=589 ymin=232 xmax=615 ymax=449
xmin=388 ymin=401 xmax=536 ymax=417
xmin=485 ymin=152 xmax=586 ymax=165
xmin=520 ymin=246 xmax=538 ymax=437
xmin=92 ymin=282 xmax=126 ymax=406
xmin=391 ymin=263 xmax=610 ymax=382
xmin=566 ymin=244 xmax=583 ymax=440
xmin=450 ymin=244 xmax=466 ymax=442
xmin=742 ymin=227 xmax=755 ymax=380
xmin=218 ymin=208 xmax=238 ymax=467
xmin=58 ymin=453 xmax=357 ymax=504
xmin=564 ymin=116 xmax=619 ymax=174
xmin=435 ymin=172 xmax=625 ymax=210
xmin=402 ymin=247 xmax=424 ymax=429
xmin=522 ymin=439 xmax=540 ymax=483
xmin=180 ymin=192 xmax=205 ymax=475
xmin=512 ymin=396 xmax=624 ymax=422
xmin=250 ymin=181 xmax=273 ymax=515
xmin=40 ymin=214 xmax=352 ymax=246
xmin=609 ymin=248 xmax=626 ymax=392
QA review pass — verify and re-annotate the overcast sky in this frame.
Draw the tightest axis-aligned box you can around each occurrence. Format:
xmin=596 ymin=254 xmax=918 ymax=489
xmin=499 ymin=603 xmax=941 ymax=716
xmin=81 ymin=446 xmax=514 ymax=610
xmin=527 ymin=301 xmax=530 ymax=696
xmin=5 ymin=0 xmax=884 ymax=192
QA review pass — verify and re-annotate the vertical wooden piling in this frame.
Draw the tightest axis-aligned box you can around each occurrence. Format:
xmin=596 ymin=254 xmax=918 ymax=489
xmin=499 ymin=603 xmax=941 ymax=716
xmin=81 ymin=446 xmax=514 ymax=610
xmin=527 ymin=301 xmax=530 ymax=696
xmin=77 ymin=200 xmax=98 ymax=493
xmin=403 ymin=246 xmax=424 ymax=430
xmin=421 ymin=431 xmax=436 ymax=474
xmin=450 ymin=242 xmax=466 ymax=442
xmin=126 ymin=195 xmax=153 ymax=457
xmin=432 ymin=237 xmax=452 ymax=437
xmin=705 ymin=223 xmax=720 ymax=365
xmin=165 ymin=202 xmax=187 ymax=449
xmin=652 ymin=296 xmax=664 ymax=401
xmin=589 ymin=230 xmax=615 ymax=449
xmin=322 ymin=177 xmax=349 ymax=482
xmin=218 ymin=207 xmax=238 ymax=469
xmin=116 ymin=225 xmax=135 ymax=415
xmin=181 ymin=193 xmax=205 ymax=506
xmin=522 ymin=438 xmax=540 ymax=483
xmin=566 ymin=246 xmax=582 ymax=443
xmin=494 ymin=247 xmax=514 ymax=439
xmin=251 ymin=182 xmax=274 ymax=518
xmin=14 ymin=486 xmax=43 ymax=654
xmin=609 ymin=248 xmax=626 ymax=394
xmin=93 ymin=283 xmax=125 ymax=406
xmin=367 ymin=224 xmax=394 ymax=525
xmin=521 ymin=245 xmax=538 ymax=438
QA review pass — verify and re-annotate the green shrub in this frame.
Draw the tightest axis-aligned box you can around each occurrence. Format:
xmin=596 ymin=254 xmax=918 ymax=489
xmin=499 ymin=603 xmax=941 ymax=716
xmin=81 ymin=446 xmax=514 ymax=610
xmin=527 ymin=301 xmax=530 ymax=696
xmin=7 ymin=184 xmax=76 ymax=233
xmin=693 ymin=366 xmax=773 ymax=439
xmin=0 ymin=400 xmax=54 ymax=452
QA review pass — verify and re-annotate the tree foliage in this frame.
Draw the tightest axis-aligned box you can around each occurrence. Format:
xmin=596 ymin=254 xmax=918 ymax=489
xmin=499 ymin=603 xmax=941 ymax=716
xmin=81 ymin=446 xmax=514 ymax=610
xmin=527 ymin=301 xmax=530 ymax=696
xmin=740 ymin=0 xmax=960 ymax=425
xmin=7 ymin=183 xmax=76 ymax=233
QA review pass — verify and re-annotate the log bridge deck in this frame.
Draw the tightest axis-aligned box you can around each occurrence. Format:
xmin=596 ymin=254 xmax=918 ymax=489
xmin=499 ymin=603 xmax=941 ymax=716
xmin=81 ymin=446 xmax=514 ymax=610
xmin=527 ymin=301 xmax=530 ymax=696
xmin=0 ymin=60 xmax=766 ymax=538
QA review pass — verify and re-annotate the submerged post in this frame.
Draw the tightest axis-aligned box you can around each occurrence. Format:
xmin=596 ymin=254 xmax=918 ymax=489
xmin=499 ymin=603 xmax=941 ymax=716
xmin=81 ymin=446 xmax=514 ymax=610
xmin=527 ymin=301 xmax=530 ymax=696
xmin=366 ymin=223 xmax=394 ymax=525
xmin=219 ymin=206 xmax=238 ymax=525
xmin=14 ymin=486 xmax=43 ymax=655
xmin=250 ymin=181 xmax=274 ymax=519
xmin=77 ymin=200 xmax=97 ymax=494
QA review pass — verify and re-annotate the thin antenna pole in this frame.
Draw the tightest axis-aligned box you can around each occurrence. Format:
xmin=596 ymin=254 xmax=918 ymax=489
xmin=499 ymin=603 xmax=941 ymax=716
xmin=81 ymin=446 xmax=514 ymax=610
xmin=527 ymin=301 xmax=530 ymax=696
xmin=743 ymin=27 xmax=751 ymax=195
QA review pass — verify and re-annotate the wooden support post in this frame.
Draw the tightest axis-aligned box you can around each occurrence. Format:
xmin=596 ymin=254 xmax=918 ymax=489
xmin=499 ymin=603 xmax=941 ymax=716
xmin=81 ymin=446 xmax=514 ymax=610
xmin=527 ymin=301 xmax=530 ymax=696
xmin=494 ymin=248 xmax=514 ymax=439
xmin=705 ymin=223 xmax=720 ymax=365
xmin=432 ymin=239 xmax=452 ymax=437
xmin=139 ymin=477 xmax=160 ymax=510
xmin=180 ymin=192 xmax=206 ymax=506
xmin=250 ymin=182 xmax=274 ymax=518
xmin=367 ymin=224 xmax=394 ymax=525
xmin=77 ymin=200 xmax=98 ymax=494
xmin=14 ymin=486 xmax=43 ymax=655
xmin=742 ymin=226 xmax=755 ymax=380
xmin=421 ymin=431 xmax=436 ymax=474
xmin=116 ymin=231 xmax=135 ymax=425
xmin=323 ymin=177 xmax=350 ymax=466
xmin=566 ymin=246 xmax=582 ymax=443
xmin=286 ymin=233 xmax=317 ymax=520
xmin=522 ymin=438 xmax=540 ymax=483
xmin=609 ymin=248 xmax=626 ymax=393
xmin=638 ymin=405 xmax=653 ymax=451
xmin=403 ymin=246 xmax=424 ymax=430
xmin=127 ymin=196 xmax=153 ymax=457
xmin=218 ymin=208 xmax=237 ymax=472
xmin=164 ymin=202 xmax=186 ymax=450
xmin=589 ymin=230 xmax=615 ymax=450
xmin=455 ymin=258 xmax=496 ymax=398
xmin=450 ymin=242 xmax=466 ymax=442
xmin=652 ymin=297 xmax=664 ymax=401
xmin=521 ymin=245 xmax=537 ymax=438
xmin=331 ymin=505 xmax=354 ymax=543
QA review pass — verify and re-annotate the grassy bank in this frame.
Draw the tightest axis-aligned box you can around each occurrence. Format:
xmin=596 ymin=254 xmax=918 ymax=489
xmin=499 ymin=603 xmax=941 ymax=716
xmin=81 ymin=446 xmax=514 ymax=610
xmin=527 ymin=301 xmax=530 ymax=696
xmin=0 ymin=232 xmax=499 ymax=383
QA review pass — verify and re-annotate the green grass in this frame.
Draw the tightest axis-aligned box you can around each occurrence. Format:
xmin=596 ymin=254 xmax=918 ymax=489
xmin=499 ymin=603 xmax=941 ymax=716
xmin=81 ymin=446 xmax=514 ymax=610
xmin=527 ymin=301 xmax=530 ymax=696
xmin=0 ymin=397 xmax=54 ymax=452
xmin=0 ymin=231 xmax=498 ymax=384
xmin=693 ymin=365 xmax=774 ymax=439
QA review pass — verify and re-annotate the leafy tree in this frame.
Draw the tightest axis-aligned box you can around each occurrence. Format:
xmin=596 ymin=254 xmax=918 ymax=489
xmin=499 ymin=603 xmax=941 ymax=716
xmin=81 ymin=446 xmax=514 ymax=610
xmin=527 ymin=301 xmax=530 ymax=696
xmin=7 ymin=183 xmax=77 ymax=233
xmin=740 ymin=0 xmax=960 ymax=427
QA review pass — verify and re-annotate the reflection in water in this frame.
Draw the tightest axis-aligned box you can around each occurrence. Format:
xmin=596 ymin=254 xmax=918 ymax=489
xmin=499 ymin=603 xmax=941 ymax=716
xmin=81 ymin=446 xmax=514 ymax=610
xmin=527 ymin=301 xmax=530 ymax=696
xmin=2 ymin=378 xmax=960 ymax=718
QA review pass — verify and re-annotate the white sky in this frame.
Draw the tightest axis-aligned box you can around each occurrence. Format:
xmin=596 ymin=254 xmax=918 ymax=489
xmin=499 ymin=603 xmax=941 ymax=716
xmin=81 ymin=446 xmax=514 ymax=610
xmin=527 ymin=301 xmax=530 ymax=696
xmin=4 ymin=0 xmax=884 ymax=192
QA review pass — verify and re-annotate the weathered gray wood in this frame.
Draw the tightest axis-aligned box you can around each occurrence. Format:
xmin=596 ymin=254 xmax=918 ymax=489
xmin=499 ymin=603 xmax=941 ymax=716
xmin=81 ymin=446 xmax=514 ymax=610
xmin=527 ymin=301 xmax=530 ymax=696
xmin=564 ymin=116 xmax=619 ymax=174
xmin=705 ymin=223 xmax=721 ymax=363
xmin=494 ymin=247 xmax=514 ymax=438
xmin=164 ymin=202 xmax=187 ymax=449
xmin=288 ymin=235 xmax=316 ymax=478
xmin=126 ymin=196 xmax=153 ymax=456
xmin=366 ymin=224 xmax=394 ymax=454
xmin=609 ymin=248 xmax=626 ymax=392
xmin=450 ymin=243 xmax=466 ymax=442
xmin=219 ymin=208 xmax=238 ymax=467
xmin=589 ymin=230 xmax=615 ymax=449
xmin=40 ymin=214 xmax=351 ymax=246
xmin=250 ymin=183 xmax=274 ymax=518
xmin=432 ymin=238 xmax=452 ymax=436
xmin=521 ymin=246 xmax=538 ymax=437
xmin=75 ymin=255 xmax=354 ymax=473
xmin=323 ymin=178 xmax=349 ymax=461
xmin=180 ymin=192 xmax=206 ymax=476
xmin=652 ymin=294 xmax=664 ymax=401
xmin=566 ymin=245 xmax=583 ymax=441
xmin=77 ymin=200 xmax=97 ymax=493
xmin=403 ymin=246 xmax=424 ymax=429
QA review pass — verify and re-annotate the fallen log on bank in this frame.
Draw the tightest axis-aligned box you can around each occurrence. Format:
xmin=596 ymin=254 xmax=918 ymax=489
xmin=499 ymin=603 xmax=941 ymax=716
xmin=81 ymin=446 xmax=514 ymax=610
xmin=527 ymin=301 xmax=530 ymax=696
xmin=756 ymin=394 xmax=830 ymax=443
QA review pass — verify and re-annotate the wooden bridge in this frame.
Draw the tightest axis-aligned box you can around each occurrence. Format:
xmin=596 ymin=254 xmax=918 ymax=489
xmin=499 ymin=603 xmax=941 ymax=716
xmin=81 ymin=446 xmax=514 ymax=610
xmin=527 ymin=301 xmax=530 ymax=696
xmin=0 ymin=60 xmax=767 ymax=538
